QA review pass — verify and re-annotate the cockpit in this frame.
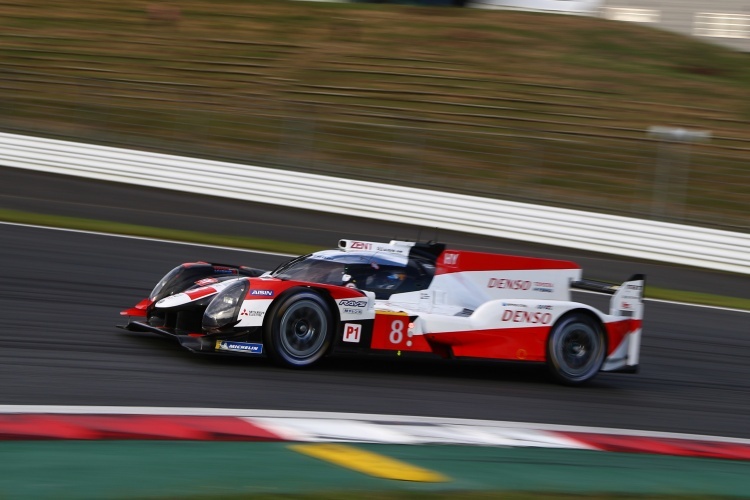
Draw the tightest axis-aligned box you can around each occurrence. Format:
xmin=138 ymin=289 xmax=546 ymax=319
xmin=271 ymin=249 xmax=436 ymax=299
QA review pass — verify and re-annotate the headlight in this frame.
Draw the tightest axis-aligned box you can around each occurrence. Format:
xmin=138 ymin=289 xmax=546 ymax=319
xmin=202 ymin=280 xmax=248 ymax=334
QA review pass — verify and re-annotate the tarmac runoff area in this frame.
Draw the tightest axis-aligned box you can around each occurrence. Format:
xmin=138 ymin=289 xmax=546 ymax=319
xmin=1 ymin=406 xmax=750 ymax=498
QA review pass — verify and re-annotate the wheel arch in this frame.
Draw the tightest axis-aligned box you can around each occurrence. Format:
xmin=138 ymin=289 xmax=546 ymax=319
xmin=548 ymin=307 xmax=608 ymax=358
xmin=545 ymin=307 xmax=608 ymax=385
xmin=261 ymin=284 xmax=347 ymax=329
xmin=261 ymin=285 xmax=338 ymax=366
xmin=306 ymin=286 xmax=342 ymax=354
xmin=308 ymin=286 xmax=342 ymax=322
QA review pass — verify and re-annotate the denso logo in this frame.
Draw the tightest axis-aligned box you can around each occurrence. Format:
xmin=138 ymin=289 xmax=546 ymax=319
xmin=350 ymin=241 xmax=372 ymax=250
xmin=502 ymin=309 xmax=552 ymax=324
xmin=339 ymin=300 xmax=367 ymax=308
xmin=250 ymin=289 xmax=274 ymax=297
xmin=488 ymin=278 xmax=531 ymax=290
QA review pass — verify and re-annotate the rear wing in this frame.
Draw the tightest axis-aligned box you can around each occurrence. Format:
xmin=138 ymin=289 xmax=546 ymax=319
xmin=574 ymin=274 xmax=645 ymax=372
xmin=572 ymin=274 xmax=646 ymax=318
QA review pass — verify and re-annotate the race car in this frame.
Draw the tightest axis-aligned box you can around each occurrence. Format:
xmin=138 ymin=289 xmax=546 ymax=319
xmin=119 ymin=239 xmax=644 ymax=384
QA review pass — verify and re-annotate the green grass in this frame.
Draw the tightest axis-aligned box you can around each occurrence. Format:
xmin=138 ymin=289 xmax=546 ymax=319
xmin=0 ymin=1 xmax=749 ymax=229
xmin=646 ymin=286 xmax=750 ymax=310
xmin=2 ymin=208 xmax=748 ymax=311
xmin=0 ymin=209 xmax=321 ymax=257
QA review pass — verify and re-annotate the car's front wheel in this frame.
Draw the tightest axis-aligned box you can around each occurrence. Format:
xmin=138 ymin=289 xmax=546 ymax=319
xmin=547 ymin=313 xmax=605 ymax=385
xmin=264 ymin=290 xmax=333 ymax=368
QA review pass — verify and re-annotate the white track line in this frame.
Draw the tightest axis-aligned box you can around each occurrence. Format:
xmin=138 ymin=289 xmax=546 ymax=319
xmin=0 ymin=221 xmax=295 ymax=257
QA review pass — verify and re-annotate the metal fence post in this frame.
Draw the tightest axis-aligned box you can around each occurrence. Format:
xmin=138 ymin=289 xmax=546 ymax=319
xmin=647 ymin=126 xmax=711 ymax=221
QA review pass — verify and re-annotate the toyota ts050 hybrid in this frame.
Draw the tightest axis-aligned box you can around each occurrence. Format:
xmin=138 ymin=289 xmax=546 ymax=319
xmin=119 ymin=239 xmax=644 ymax=384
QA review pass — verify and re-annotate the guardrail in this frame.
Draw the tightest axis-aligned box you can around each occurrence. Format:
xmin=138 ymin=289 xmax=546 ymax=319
xmin=1 ymin=132 xmax=749 ymax=275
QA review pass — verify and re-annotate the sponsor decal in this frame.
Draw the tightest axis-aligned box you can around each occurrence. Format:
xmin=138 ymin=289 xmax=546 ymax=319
xmin=625 ymin=284 xmax=643 ymax=291
xmin=343 ymin=240 xmax=410 ymax=256
xmin=195 ymin=278 xmax=219 ymax=286
xmin=443 ymin=253 xmax=459 ymax=265
xmin=536 ymin=304 xmax=553 ymax=310
xmin=250 ymin=289 xmax=274 ymax=297
xmin=338 ymin=299 xmax=367 ymax=308
xmin=343 ymin=308 xmax=363 ymax=315
xmin=343 ymin=323 xmax=362 ymax=343
xmin=375 ymin=246 xmax=405 ymax=254
xmin=240 ymin=309 xmax=264 ymax=317
xmin=501 ymin=309 xmax=552 ymax=324
xmin=533 ymin=281 xmax=555 ymax=293
xmin=215 ymin=340 xmax=263 ymax=354
xmin=502 ymin=302 xmax=528 ymax=308
xmin=487 ymin=278 xmax=532 ymax=290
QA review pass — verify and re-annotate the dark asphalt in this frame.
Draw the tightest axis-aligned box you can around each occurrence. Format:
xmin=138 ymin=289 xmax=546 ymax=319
xmin=1 ymin=166 xmax=748 ymax=299
xmin=2 ymin=223 xmax=750 ymax=439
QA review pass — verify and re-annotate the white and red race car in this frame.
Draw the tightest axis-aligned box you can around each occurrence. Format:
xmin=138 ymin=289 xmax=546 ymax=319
xmin=120 ymin=239 xmax=644 ymax=384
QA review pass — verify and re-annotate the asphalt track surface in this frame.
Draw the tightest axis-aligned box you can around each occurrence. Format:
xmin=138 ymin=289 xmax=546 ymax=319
xmin=2 ymin=166 xmax=749 ymax=299
xmin=1 ymin=167 xmax=750 ymax=441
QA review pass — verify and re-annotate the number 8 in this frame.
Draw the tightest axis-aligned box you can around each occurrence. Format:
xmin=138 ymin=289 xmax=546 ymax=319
xmin=389 ymin=320 xmax=404 ymax=344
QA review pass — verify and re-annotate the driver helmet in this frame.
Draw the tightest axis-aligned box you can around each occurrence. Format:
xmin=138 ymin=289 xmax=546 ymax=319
xmin=367 ymin=269 xmax=406 ymax=290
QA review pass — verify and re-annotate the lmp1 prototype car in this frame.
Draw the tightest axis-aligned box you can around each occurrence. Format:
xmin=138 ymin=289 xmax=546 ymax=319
xmin=119 ymin=239 xmax=644 ymax=384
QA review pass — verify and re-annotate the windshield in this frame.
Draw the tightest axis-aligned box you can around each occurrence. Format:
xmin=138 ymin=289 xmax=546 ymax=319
xmin=271 ymin=250 xmax=435 ymax=299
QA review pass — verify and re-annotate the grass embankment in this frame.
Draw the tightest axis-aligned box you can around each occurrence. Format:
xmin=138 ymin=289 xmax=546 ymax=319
xmin=4 ymin=208 xmax=748 ymax=311
xmin=0 ymin=1 xmax=749 ymax=229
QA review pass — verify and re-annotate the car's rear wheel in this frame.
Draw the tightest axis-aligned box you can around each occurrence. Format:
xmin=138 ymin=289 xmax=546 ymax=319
xmin=547 ymin=313 xmax=605 ymax=385
xmin=264 ymin=290 xmax=333 ymax=368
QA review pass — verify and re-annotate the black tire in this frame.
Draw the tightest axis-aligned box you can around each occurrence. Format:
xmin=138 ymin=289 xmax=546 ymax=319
xmin=546 ymin=313 xmax=605 ymax=385
xmin=263 ymin=290 xmax=333 ymax=368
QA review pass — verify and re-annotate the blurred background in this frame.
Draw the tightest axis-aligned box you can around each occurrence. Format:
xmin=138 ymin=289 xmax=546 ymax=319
xmin=0 ymin=0 xmax=748 ymax=229
xmin=2 ymin=5 xmax=750 ymax=497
